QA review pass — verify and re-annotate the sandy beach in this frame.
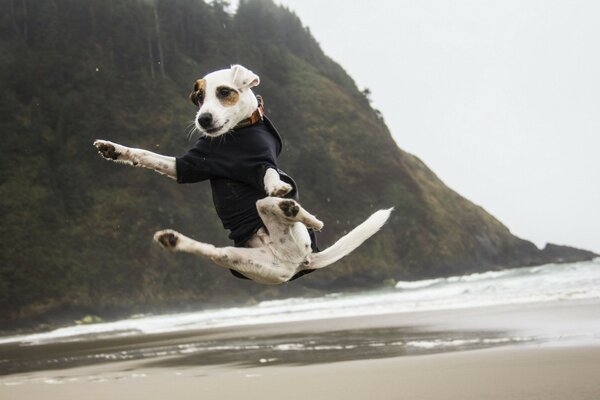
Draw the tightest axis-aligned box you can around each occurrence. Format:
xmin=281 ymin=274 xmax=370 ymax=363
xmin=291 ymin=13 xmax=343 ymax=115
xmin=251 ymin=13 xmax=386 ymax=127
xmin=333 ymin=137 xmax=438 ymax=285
xmin=2 ymin=345 xmax=600 ymax=400
xmin=2 ymin=261 xmax=600 ymax=399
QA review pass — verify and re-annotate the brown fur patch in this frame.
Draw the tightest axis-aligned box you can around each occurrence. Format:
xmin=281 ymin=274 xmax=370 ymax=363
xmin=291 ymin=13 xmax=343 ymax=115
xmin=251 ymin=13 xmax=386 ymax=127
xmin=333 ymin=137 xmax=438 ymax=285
xmin=216 ymin=86 xmax=239 ymax=106
xmin=189 ymin=79 xmax=206 ymax=106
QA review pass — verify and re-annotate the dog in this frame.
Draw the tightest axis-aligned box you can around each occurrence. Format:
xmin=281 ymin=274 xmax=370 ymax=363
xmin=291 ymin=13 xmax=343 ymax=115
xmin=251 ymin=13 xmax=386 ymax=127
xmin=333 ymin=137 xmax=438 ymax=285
xmin=94 ymin=65 xmax=392 ymax=284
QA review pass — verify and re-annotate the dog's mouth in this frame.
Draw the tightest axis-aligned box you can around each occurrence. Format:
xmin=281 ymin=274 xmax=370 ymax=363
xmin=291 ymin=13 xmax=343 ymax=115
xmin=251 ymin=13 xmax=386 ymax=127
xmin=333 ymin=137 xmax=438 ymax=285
xmin=203 ymin=120 xmax=229 ymax=136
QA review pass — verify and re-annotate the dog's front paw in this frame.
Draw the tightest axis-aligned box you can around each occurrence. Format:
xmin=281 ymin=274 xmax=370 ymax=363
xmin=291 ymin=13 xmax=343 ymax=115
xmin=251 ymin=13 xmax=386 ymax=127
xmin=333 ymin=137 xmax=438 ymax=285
xmin=93 ymin=140 xmax=131 ymax=163
xmin=310 ymin=219 xmax=324 ymax=231
xmin=266 ymin=181 xmax=292 ymax=197
xmin=154 ymin=229 xmax=180 ymax=250
xmin=94 ymin=140 xmax=120 ymax=160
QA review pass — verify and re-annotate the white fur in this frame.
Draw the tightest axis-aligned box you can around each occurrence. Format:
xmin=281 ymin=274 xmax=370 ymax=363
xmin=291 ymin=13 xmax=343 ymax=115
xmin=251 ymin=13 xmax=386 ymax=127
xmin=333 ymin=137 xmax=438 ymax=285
xmin=94 ymin=65 xmax=392 ymax=284
xmin=194 ymin=65 xmax=259 ymax=137
xmin=92 ymin=140 xmax=176 ymax=179
xmin=264 ymin=167 xmax=292 ymax=197
xmin=310 ymin=208 xmax=394 ymax=269
xmin=231 ymin=64 xmax=260 ymax=90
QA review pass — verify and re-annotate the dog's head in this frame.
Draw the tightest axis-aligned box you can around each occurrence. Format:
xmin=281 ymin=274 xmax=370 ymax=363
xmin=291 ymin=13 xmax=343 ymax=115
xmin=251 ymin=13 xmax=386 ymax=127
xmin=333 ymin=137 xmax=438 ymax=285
xmin=189 ymin=65 xmax=260 ymax=137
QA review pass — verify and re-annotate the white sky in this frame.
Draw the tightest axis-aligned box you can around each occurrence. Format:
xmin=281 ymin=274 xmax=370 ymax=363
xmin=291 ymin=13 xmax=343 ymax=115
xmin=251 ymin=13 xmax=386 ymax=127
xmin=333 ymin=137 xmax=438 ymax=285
xmin=237 ymin=1 xmax=600 ymax=253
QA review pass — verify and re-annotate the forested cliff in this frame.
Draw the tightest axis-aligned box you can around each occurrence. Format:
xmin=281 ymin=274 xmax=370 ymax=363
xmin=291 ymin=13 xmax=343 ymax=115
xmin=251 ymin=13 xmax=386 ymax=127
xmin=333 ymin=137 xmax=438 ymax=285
xmin=0 ymin=0 xmax=595 ymax=329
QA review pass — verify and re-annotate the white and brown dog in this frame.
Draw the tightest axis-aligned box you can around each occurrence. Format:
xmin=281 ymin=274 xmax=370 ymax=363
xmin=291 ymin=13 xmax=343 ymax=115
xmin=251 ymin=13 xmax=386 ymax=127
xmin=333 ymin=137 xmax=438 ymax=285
xmin=94 ymin=65 xmax=391 ymax=284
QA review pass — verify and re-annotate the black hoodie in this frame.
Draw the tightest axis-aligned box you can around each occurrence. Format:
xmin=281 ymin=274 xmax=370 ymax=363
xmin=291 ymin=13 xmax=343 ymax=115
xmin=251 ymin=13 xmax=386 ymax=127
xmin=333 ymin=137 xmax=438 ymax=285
xmin=176 ymin=117 xmax=299 ymax=246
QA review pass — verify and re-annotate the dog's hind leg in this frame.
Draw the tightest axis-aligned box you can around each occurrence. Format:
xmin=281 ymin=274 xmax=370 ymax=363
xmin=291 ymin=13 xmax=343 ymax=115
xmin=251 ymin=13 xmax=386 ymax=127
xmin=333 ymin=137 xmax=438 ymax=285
xmin=255 ymin=197 xmax=323 ymax=264
xmin=257 ymin=197 xmax=323 ymax=231
xmin=154 ymin=229 xmax=221 ymax=258
xmin=153 ymin=229 xmax=293 ymax=284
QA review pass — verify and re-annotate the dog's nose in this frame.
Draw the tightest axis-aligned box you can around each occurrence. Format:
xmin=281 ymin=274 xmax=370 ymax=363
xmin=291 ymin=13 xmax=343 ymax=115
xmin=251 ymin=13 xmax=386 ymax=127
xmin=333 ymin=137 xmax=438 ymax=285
xmin=198 ymin=113 xmax=213 ymax=129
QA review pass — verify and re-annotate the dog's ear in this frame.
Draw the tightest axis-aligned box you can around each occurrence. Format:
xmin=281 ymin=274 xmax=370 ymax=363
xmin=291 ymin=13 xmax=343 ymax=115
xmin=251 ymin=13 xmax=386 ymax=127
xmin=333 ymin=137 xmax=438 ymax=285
xmin=189 ymin=89 xmax=199 ymax=106
xmin=189 ymin=79 xmax=205 ymax=107
xmin=231 ymin=64 xmax=260 ymax=90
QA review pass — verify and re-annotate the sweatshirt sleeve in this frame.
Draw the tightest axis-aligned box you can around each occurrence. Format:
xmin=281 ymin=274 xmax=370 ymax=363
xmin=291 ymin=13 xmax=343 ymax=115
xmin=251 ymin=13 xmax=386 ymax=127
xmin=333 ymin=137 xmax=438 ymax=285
xmin=175 ymin=125 xmax=280 ymax=189
xmin=175 ymin=145 xmax=211 ymax=184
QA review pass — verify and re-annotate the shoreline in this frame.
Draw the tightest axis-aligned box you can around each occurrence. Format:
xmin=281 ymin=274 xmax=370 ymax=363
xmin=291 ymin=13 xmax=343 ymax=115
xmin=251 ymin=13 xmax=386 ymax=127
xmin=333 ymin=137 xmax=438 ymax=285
xmin=3 ymin=257 xmax=598 ymax=339
xmin=2 ymin=259 xmax=600 ymax=400
xmin=2 ymin=296 xmax=600 ymax=399
xmin=2 ymin=298 xmax=599 ymax=376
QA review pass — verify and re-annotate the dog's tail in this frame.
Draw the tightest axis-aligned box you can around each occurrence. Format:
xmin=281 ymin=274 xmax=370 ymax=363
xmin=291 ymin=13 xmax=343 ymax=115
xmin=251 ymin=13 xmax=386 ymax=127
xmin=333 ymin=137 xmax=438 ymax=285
xmin=309 ymin=208 xmax=393 ymax=270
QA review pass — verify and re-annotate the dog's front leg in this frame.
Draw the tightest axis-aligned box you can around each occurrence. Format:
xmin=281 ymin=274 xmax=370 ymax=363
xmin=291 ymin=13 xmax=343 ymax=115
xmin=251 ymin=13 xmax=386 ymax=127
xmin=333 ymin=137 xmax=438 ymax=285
xmin=94 ymin=140 xmax=176 ymax=179
xmin=263 ymin=168 xmax=292 ymax=197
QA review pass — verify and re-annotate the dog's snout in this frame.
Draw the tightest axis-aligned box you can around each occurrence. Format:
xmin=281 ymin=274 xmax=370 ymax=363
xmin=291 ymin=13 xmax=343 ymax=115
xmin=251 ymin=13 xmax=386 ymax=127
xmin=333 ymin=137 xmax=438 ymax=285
xmin=198 ymin=113 xmax=213 ymax=129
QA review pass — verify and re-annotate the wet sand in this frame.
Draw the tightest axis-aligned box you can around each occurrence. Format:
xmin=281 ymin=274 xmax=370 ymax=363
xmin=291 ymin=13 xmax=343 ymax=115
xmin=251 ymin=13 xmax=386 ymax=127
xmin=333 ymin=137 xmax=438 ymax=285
xmin=2 ymin=345 xmax=600 ymax=400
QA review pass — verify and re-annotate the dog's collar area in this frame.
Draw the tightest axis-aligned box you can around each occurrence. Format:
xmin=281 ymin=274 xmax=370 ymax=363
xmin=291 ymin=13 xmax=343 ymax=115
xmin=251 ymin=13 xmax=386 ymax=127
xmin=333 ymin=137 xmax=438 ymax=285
xmin=233 ymin=95 xmax=265 ymax=130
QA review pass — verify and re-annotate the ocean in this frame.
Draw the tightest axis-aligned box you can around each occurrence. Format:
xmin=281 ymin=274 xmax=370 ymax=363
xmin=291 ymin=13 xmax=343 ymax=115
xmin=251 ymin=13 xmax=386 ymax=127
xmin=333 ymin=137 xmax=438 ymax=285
xmin=1 ymin=259 xmax=599 ymax=375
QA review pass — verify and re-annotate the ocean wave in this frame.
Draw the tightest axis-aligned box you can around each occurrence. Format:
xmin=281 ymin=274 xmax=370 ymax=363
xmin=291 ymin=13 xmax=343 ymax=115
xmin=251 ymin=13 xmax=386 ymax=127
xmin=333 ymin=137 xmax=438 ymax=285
xmin=1 ymin=259 xmax=599 ymax=346
xmin=395 ymin=278 xmax=443 ymax=290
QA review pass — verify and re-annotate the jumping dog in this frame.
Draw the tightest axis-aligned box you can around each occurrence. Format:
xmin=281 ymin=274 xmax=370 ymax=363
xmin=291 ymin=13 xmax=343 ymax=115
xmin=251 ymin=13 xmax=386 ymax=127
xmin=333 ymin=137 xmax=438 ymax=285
xmin=94 ymin=65 xmax=392 ymax=284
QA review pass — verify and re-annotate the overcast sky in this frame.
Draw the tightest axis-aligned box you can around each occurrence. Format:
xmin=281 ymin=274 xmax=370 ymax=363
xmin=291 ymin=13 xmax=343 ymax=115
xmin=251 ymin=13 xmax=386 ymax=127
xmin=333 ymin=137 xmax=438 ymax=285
xmin=242 ymin=1 xmax=600 ymax=253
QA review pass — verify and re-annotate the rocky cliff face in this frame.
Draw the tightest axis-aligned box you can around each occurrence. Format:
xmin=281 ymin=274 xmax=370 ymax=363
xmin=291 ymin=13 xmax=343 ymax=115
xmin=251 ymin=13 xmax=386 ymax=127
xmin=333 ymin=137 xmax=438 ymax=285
xmin=0 ymin=0 xmax=595 ymax=328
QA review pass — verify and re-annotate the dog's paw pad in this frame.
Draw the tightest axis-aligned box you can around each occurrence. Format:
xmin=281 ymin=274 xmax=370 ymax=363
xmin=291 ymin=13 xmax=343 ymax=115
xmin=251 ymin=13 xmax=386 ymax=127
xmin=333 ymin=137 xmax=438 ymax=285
xmin=279 ymin=200 xmax=299 ymax=218
xmin=94 ymin=141 xmax=120 ymax=160
xmin=154 ymin=230 xmax=179 ymax=250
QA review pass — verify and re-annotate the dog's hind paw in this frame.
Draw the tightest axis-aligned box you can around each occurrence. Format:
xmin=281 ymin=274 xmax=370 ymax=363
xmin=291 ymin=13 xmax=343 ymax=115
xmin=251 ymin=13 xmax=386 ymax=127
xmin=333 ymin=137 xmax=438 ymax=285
xmin=279 ymin=200 xmax=300 ymax=218
xmin=154 ymin=229 xmax=180 ymax=250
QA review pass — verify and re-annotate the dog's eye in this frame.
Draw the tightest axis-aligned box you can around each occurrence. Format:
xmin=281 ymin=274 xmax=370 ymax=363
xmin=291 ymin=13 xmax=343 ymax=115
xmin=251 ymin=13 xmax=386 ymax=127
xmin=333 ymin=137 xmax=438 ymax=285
xmin=218 ymin=88 xmax=231 ymax=97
